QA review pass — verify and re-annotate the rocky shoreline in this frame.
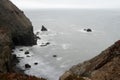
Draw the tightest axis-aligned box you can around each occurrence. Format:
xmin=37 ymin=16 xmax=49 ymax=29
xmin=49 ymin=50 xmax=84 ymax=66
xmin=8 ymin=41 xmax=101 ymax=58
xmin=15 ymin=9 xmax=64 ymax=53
xmin=0 ymin=0 xmax=120 ymax=80
xmin=0 ymin=0 xmax=45 ymax=79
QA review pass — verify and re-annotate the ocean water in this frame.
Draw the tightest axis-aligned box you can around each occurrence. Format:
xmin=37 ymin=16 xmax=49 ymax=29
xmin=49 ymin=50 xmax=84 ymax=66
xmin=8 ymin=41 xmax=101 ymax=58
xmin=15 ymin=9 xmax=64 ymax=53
xmin=13 ymin=9 xmax=120 ymax=80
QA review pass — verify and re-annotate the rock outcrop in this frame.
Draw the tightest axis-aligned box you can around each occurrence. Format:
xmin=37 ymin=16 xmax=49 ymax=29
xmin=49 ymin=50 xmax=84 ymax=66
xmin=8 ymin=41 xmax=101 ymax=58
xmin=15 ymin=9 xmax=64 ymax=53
xmin=60 ymin=40 xmax=120 ymax=80
xmin=41 ymin=25 xmax=48 ymax=31
xmin=0 ymin=0 xmax=36 ymax=46
xmin=0 ymin=0 xmax=36 ymax=73
xmin=84 ymin=28 xmax=92 ymax=32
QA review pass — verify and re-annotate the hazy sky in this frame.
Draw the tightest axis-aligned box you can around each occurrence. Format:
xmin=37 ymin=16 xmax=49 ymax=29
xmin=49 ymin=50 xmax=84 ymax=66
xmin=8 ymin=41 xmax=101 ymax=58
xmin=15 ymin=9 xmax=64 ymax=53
xmin=10 ymin=0 xmax=120 ymax=9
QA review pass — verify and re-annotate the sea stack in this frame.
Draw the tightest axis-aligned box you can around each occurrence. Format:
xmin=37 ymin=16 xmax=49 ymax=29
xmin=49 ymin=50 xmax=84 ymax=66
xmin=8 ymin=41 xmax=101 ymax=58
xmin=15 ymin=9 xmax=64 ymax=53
xmin=41 ymin=25 xmax=48 ymax=31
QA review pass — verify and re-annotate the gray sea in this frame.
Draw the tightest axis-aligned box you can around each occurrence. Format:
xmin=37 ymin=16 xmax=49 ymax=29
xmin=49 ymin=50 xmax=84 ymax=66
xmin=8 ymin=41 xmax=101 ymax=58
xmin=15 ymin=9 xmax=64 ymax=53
xmin=13 ymin=9 xmax=120 ymax=80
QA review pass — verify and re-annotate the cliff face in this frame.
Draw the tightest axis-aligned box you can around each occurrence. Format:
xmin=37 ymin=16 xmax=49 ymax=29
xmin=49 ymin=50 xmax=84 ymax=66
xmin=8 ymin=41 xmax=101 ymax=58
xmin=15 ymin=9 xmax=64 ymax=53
xmin=0 ymin=0 xmax=36 ymax=46
xmin=0 ymin=29 xmax=12 ymax=73
xmin=60 ymin=40 xmax=120 ymax=80
xmin=0 ymin=0 xmax=36 ymax=73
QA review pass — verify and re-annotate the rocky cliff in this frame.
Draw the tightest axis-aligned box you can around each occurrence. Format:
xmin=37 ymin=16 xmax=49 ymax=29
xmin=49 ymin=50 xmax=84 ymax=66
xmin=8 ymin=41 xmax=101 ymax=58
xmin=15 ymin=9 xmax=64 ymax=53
xmin=0 ymin=0 xmax=36 ymax=46
xmin=60 ymin=40 xmax=120 ymax=80
xmin=0 ymin=0 xmax=36 ymax=73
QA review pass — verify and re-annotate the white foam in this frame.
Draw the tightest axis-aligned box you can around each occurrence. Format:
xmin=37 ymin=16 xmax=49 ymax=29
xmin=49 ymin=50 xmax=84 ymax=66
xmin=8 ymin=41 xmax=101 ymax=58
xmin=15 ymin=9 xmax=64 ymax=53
xmin=77 ymin=29 xmax=94 ymax=33
xmin=61 ymin=44 xmax=70 ymax=50
xmin=12 ymin=30 xmax=71 ymax=80
xmin=56 ymin=57 xmax=62 ymax=61
xmin=60 ymin=65 xmax=67 ymax=68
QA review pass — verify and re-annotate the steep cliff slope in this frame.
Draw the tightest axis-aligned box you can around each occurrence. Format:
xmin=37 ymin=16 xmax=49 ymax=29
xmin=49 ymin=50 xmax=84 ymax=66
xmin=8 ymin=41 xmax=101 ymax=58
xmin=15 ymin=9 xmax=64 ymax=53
xmin=0 ymin=0 xmax=36 ymax=73
xmin=60 ymin=40 xmax=120 ymax=80
xmin=0 ymin=0 xmax=36 ymax=46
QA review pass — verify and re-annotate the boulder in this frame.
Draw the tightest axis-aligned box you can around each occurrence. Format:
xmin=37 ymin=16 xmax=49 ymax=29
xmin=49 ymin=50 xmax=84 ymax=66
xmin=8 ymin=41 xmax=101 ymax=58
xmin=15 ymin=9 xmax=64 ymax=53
xmin=25 ymin=64 xmax=31 ymax=69
xmin=60 ymin=40 xmax=120 ymax=80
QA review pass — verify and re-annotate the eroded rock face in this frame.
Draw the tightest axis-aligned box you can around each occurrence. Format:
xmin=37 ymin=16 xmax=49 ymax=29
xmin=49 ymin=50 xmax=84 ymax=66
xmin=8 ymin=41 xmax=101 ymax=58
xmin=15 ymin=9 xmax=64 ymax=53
xmin=0 ymin=0 xmax=36 ymax=73
xmin=59 ymin=71 xmax=86 ymax=80
xmin=60 ymin=40 xmax=120 ymax=80
xmin=0 ymin=0 xmax=36 ymax=46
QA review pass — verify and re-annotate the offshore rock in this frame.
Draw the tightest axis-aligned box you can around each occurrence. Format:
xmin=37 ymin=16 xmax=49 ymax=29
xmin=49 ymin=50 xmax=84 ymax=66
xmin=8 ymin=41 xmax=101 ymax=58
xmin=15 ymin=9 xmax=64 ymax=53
xmin=60 ymin=40 xmax=120 ymax=80
xmin=84 ymin=28 xmax=92 ymax=32
xmin=41 ymin=25 xmax=47 ymax=31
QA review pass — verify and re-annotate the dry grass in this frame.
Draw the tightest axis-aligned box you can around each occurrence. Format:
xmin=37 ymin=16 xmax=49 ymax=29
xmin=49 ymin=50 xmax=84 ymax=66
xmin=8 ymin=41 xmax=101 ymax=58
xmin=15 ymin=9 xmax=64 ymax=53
xmin=0 ymin=73 xmax=46 ymax=80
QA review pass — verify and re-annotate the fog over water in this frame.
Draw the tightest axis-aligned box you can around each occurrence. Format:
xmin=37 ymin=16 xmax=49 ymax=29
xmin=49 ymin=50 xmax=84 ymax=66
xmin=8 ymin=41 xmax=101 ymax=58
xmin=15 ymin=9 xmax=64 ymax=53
xmin=11 ymin=0 xmax=120 ymax=9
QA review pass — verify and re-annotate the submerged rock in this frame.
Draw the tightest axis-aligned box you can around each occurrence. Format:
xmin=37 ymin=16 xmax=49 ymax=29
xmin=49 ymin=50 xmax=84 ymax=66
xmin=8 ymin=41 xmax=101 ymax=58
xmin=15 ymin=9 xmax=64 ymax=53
xmin=60 ymin=40 xmax=120 ymax=80
xmin=40 ymin=42 xmax=50 ymax=47
xmin=41 ymin=25 xmax=47 ymax=31
xmin=34 ymin=62 xmax=38 ymax=65
xmin=19 ymin=49 xmax=23 ymax=51
xmin=35 ymin=32 xmax=40 ymax=35
xmin=26 ymin=55 xmax=30 ymax=57
xmin=53 ymin=55 xmax=57 ymax=58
